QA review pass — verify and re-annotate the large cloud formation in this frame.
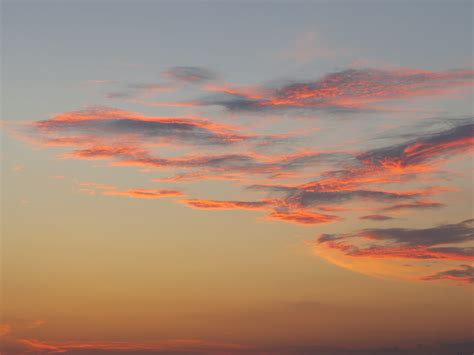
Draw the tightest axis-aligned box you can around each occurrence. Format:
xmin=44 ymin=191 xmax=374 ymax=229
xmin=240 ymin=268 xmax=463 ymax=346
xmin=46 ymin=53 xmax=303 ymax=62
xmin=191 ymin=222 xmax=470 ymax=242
xmin=251 ymin=120 xmax=472 ymax=211
xmin=12 ymin=65 xmax=474 ymax=285
xmin=315 ymin=220 xmax=473 ymax=282
xmin=193 ymin=68 xmax=474 ymax=113
xmin=317 ymin=219 xmax=473 ymax=260
xmin=33 ymin=106 xmax=252 ymax=147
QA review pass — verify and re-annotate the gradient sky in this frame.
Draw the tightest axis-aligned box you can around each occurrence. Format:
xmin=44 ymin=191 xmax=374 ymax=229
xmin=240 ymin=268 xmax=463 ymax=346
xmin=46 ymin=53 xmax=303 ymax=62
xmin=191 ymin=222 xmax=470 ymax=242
xmin=1 ymin=1 xmax=473 ymax=354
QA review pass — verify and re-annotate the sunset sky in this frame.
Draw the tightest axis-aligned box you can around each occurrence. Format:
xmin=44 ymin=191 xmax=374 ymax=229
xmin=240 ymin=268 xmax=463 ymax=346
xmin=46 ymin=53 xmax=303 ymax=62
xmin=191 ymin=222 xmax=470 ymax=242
xmin=1 ymin=1 xmax=473 ymax=354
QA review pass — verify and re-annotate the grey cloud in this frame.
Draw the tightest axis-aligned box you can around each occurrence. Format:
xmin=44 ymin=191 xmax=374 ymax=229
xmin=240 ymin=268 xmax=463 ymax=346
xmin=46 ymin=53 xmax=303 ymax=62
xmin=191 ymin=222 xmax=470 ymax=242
xmin=421 ymin=264 xmax=474 ymax=284
xmin=355 ymin=219 xmax=473 ymax=247
xmin=163 ymin=66 xmax=216 ymax=83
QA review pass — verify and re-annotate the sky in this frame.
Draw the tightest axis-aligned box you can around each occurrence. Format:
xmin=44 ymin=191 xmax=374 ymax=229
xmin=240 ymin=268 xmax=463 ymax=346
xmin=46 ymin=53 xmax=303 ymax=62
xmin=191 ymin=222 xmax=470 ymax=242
xmin=1 ymin=1 xmax=473 ymax=354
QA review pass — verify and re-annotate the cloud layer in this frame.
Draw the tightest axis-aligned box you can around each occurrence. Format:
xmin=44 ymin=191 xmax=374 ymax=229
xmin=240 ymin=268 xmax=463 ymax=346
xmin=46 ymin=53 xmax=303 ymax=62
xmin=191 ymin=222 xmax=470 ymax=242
xmin=13 ymin=64 xmax=474 ymax=284
xmin=193 ymin=68 xmax=474 ymax=113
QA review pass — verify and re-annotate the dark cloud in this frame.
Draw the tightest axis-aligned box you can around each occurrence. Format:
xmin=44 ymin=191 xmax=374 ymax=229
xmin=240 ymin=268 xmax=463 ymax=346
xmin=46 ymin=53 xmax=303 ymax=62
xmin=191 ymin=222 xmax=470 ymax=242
xmin=251 ymin=120 xmax=473 ymax=210
xmin=193 ymin=68 xmax=474 ymax=113
xmin=358 ymin=121 xmax=474 ymax=169
xmin=106 ymin=83 xmax=170 ymax=100
xmin=359 ymin=215 xmax=394 ymax=221
xmin=35 ymin=107 xmax=250 ymax=146
xmin=317 ymin=219 xmax=474 ymax=262
xmin=83 ymin=149 xmax=350 ymax=179
xmin=286 ymin=189 xmax=422 ymax=207
xmin=163 ymin=66 xmax=216 ymax=83
xmin=421 ymin=264 xmax=474 ymax=284
xmin=352 ymin=219 xmax=473 ymax=247
xmin=381 ymin=201 xmax=445 ymax=212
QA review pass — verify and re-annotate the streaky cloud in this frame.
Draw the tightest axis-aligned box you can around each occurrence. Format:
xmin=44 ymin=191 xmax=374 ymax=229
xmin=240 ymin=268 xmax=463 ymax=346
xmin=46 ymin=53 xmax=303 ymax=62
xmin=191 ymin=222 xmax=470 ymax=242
xmin=194 ymin=68 xmax=474 ymax=113
xmin=163 ymin=66 xmax=216 ymax=83
xmin=359 ymin=215 xmax=394 ymax=221
xmin=317 ymin=219 xmax=474 ymax=262
xmin=103 ymin=188 xmax=184 ymax=199
xmin=265 ymin=209 xmax=341 ymax=225
xmin=421 ymin=264 xmax=474 ymax=284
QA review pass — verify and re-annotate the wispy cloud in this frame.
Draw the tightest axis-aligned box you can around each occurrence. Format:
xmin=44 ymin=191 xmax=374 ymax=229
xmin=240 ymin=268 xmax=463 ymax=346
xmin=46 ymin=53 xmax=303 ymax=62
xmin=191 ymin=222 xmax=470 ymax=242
xmin=104 ymin=188 xmax=184 ymax=199
xmin=11 ymin=64 xmax=474 ymax=284
xmin=317 ymin=219 xmax=474 ymax=262
xmin=421 ymin=264 xmax=474 ymax=284
xmin=381 ymin=200 xmax=445 ymax=213
xmin=181 ymin=199 xmax=271 ymax=210
xmin=17 ymin=338 xmax=249 ymax=354
xmin=359 ymin=215 xmax=394 ymax=221
xmin=252 ymin=120 xmax=472 ymax=211
xmin=0 ymin=324 xmax=11 ymax=337
xmin=193 ymin=68 xmax=473 ymax=113
xmin=163 ymin=66 xmax=216 ymax=84
xmin=265 ymin=209 xmax=341 ymax=225
xmin=33 ymin=106 xmax=251 ymax=147
xmin=106 ymin=83 xmax=172 ymax=100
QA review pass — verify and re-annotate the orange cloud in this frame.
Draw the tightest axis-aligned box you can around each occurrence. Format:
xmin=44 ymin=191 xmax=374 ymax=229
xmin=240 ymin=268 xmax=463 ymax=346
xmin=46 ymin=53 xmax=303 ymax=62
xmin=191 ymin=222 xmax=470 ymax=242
xmin=181 ymin=199 xmax=271 ymax=210
xmin=104 ymin=189 xmax=184 ymax=199
xmin=344 ymin=244 xmax=474 ymax=261
xmin=196 ymin=68 xmax=474 ymax=112
xmin=265 ymin=209 xmax=341 ymax=225
xmin=0 ymin=323 xmax=11 ymax=337
xmin=315 ymin=219 xmax=474 ymax=283
xmin=17 ymin=338 xmax=250 ymax=353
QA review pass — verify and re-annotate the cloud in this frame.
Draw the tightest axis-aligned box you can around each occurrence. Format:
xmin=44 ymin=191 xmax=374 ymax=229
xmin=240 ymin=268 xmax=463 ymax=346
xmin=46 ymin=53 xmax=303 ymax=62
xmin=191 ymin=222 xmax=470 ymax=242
xmin=11 ymin=64 xmax=474 ymax=286
xmin=34 ymin=106 xmax=250 ymax=147
xmin=285 ymin=189 xmax=426 ymax=208
xmin=24 ymin=107 xmax=312 ymax=182
xmin=252 ymin=120 xmax=472 ymax=210
xmin=12 ymin=164 xmax=23 ymax=172
xmin=265 ymin=209 xmax=341 ymax=225
xmin=317 ymin=219 xmax=474 ymax=261
xmin=359 ymin=215 xmax=394 ymax=221
xmin=72 ymin=181 xmax=184 ymax=200
xmin=106 ymin=150 xmax=349 ymax=179
xmin=152 ymin=172 xmax=242 ymax=183
xmin=381 ymin=200 xmax=445 ymax=212
xmin=181 ymin=199 xmax=271 ymax=210
xmin=17 ymin=338 xmax=249 ymax=354
xmin=106 ymin=83 xmax=171 ymax=100
xmin=0 ymin=324 xmax=11 ymax=337
xmin=163 ymin=66 xmax=216 ymax=83
xmin=64 ymin=145 xmax=146 ymax=160
xmin=358 ymin=121 xmax=473 ymax=172
xmin=9 ymin=338 xmax=474 ymax=355
xmin=179 ymin=198 xmax=342 ymax=225
xmin=103 ymin=188 xmax=184 ymax=199
xmin=48 ymin=118 xmax=467 ymax=228
xmin=313 ymin=219 xmax=473 ymax=283
xmin=194 ymin=68 xmax=474 ymax=113
xmin=421 ymin=264 xmax=474 ymax=284
xmin=319 ymin=219 xmax=473 ymax=247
